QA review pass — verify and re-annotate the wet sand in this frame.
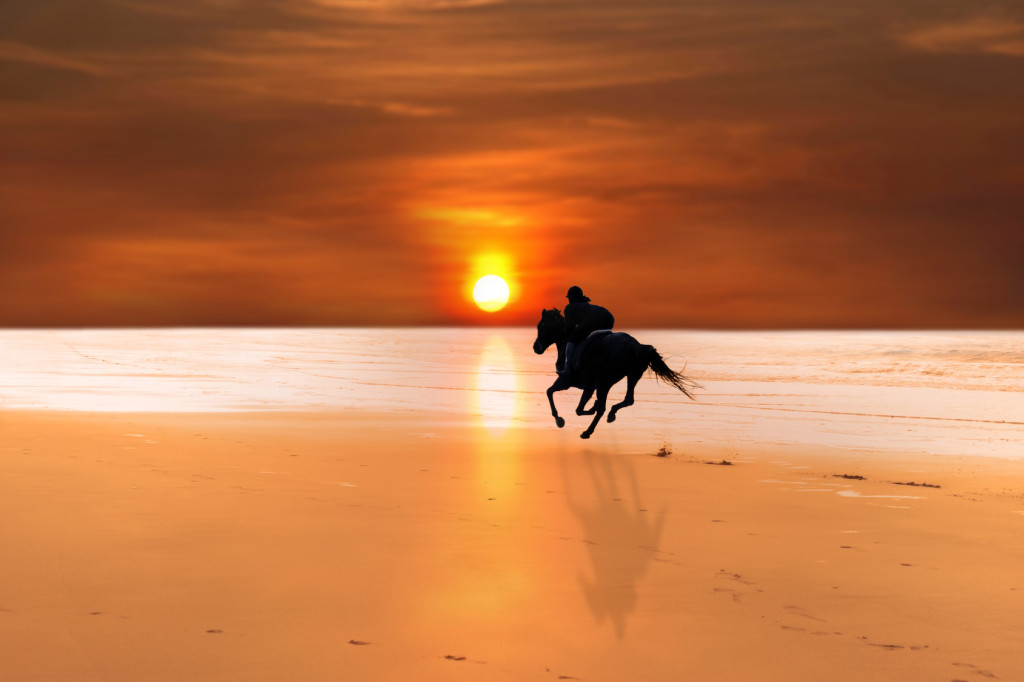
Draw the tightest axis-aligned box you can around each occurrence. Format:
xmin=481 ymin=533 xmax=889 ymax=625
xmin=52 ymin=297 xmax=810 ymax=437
xmin=3 ymin=409 xmax=1024 ymax=681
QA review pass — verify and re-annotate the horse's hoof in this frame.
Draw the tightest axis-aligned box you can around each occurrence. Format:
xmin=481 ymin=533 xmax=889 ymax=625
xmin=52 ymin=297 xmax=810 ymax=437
xmin=555 ymin=417 xmax=565 ymax=428
xmin=580 ymin=431 xmax=591 ymax=439
xmin=607 ymin=412 xmax=617 ymax=423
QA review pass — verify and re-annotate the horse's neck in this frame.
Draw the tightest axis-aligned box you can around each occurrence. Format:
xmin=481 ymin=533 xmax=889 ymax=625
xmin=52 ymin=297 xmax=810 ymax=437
xmin=555 ymin=336 xmax=566 ymax=367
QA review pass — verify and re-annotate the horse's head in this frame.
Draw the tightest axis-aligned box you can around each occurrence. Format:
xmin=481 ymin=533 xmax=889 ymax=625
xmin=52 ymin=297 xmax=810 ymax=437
xmin=533 ymin=308 xmax=565 ymax=355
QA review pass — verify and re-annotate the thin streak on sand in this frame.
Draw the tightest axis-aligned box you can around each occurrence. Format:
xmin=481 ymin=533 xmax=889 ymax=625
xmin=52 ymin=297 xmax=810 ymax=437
xmin=836 ymin=490 xmax=924 ymax=500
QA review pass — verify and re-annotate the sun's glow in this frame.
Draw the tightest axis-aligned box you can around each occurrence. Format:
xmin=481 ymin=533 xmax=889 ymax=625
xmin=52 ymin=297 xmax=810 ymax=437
xmin=473 ymin=275 xmax=510 ymax=312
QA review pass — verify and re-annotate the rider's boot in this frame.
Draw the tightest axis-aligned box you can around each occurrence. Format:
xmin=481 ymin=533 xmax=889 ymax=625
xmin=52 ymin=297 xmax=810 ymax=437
xmin=558 ymin=342 xmax=576 ymax=377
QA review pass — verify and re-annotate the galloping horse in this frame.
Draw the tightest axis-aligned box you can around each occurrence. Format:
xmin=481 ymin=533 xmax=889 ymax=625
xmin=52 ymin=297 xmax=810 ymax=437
xmin=533 ymin=308 xmax=699 ymax=439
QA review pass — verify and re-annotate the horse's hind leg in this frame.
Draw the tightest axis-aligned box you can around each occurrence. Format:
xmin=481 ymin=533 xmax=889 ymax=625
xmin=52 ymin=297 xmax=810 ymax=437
xmin=576 ymin=388 xmax=595 ymax=415
xmin=580 ymin=385 xmax=610 ymax=439
xmin=608 ymin=370 xmax=643 ymax=423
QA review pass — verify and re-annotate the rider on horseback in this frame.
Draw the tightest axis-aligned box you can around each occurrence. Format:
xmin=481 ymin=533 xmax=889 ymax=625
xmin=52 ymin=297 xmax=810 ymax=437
xmin=559 ymin=285 xmax=615 ymax=378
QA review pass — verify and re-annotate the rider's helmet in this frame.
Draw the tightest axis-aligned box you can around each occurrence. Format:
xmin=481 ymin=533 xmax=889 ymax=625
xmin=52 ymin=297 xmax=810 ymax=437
xmin=566 ymin=286 xmax=589 ymax=303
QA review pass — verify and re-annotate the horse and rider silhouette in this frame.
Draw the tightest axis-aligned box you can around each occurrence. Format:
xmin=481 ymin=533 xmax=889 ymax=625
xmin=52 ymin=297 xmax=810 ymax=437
xmin=533 ymin=286 xmax=699 ymax=439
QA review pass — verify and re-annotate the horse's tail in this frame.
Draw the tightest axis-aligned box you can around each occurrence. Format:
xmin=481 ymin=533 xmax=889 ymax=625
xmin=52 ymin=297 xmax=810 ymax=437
xmin=646 ymin=347 xmax=700 ymax=400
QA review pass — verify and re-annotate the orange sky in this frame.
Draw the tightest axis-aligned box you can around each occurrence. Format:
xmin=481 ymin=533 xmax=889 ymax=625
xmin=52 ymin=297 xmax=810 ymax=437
xmin=1 ymin=0 xmax=1023 ymax=328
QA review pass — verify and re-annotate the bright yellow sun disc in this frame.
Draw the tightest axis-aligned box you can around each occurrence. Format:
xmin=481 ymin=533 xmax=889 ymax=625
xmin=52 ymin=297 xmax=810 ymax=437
xmin=473 ymin=275 xmax=510 ymax=312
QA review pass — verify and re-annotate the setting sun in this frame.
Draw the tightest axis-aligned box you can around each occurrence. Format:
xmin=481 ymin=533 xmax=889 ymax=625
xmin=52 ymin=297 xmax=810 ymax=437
xmin=472 ymin=275 xmax=510 ymax=313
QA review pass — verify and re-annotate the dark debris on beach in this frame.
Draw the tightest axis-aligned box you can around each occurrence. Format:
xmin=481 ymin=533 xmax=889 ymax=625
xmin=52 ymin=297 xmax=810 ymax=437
xmin=892 ymin=481 xmax=941 ymax=489
xmin=833 ymin=474 xmax=866 ymax=480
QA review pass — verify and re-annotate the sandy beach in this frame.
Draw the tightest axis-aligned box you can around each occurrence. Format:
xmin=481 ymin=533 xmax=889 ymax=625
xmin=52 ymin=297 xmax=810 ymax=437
xmin=3 ymin=329 xmax=1024 ymax=680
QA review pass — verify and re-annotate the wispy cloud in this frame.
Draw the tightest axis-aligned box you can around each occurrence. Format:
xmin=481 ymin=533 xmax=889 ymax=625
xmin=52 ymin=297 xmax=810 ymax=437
xmin=0 ymin=40 xmax=112 ymax=75
xmin=900 ymin=15 xmax=1024 ymax=57
xmin=309 ymin=0 xmax=507 ymax=8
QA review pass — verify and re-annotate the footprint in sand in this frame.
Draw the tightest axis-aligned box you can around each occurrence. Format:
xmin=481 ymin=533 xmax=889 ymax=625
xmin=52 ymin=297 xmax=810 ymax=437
xmin=716 ymin=569 xmax=755 ymax=586
xmin=783 ymin=605 xmax=827 ymax=623
xmin=713 ymin=587 xmax=741 ymax=602
xmin=952 ymin=662 xmax=998 ymax=678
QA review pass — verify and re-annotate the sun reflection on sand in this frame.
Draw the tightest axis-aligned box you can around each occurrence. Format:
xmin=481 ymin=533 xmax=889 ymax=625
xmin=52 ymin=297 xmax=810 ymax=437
xmin=471 ymin=333 xmax=526 ymax=507
xmin=473 ymin=334 xmax=521 ymax=433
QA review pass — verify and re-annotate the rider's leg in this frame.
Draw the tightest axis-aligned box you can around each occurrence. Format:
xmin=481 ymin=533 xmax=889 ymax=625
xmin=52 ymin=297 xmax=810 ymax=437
xmin=559 ymin=342 xmax=576 ymax=375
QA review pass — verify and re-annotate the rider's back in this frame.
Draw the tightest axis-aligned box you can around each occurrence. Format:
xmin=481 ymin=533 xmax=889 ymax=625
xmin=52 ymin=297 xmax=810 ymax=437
xmin=565 ymin=301 xmax=615 ymax=334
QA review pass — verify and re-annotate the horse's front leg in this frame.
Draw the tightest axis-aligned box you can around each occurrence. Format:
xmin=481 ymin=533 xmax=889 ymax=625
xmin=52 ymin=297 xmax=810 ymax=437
xmin=546 ymin=375 xmax=573 ymax=428
xmin=575 ymin=388 xmax=595 ymax=415
xmin=581 ymin=384 xmax=611 ymax=439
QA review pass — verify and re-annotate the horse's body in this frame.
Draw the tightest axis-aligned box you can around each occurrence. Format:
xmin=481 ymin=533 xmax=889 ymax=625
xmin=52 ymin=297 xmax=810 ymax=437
xmin=533 ymin=308 xmax=699 ymax=439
